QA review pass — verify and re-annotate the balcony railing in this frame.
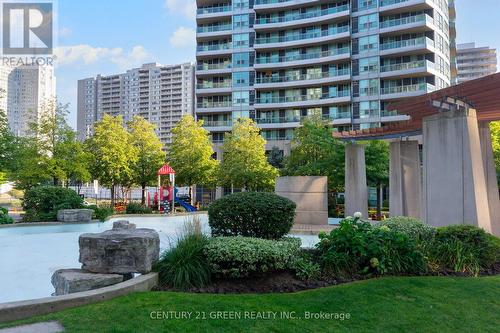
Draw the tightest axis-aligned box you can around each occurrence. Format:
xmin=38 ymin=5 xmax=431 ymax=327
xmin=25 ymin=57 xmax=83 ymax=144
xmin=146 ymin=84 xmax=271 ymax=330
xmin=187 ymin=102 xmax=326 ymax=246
xmin=202 ymin=120 xmax=233 ymax=127
xmin=197 ymin=5 xmax=231 ymax=15
xmin=255 ymin=5 xmax=349 ymax=24
xmin=380 ymin=37 xmax=433 ymax=51
xmin=255 ymin=117 xmax=301 ymax=124
xmin=379 ymin=14 xmax=430 ymax=29
xmin=197 ymin=101 xmax=232 ymax=108
xmin=197 ymin=43 xmax=232 ymax=52
xmin=255 ymin=91 xmax=350 ymax=104
xmin=197 ymin=25 xmax=232 ymax=33
xmin=380 ymin=83 xmax=435 ymax=95
xmin=255 ymin=47 xmax=350 ymax=64
xmin=379 ymin=0 xmax=409 ymax=6
xmin=328 ymin=111 xmax=352 ymax=119
xmin=380 ymin=110 xmax=398 ymax=117
xmin=196 ymin=82 xmax=232 ymax=89
xmin=255 ymin=26 xmax=349 ymax=44
xmin=196 ymin=63 xmax=232 ymax=71
xmin=380 ymin=60 xmax=431 ymax=72
xmin=255 ymin=68 xmax=350 ymax=84
xmin=255 ymin=0 xmax=292 ymax=5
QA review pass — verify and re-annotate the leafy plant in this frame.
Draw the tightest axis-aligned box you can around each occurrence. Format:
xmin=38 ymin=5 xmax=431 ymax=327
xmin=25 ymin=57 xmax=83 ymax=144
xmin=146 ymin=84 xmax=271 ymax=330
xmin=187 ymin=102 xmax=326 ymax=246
xmin=154 ymin=216 xmax=211 ymax=290
xmin=94 ymin=207 xmax=114 ymax=222
xmin=204 ymin=236 xmax=301 ymax=278
xmin=290 ymin=252 xmax=321 ymax=281
xmin=208 ymin=192 xmax=296 ymax=240
xmin=125 ymin=202 xmax=153 ymax=214
xmin=22 ymin=186 xmax=83 ymax=222
xmin=376 ymin=216 xmax=435 ymax=246
xmin=0 ymin=207 xmax=14 ymax=224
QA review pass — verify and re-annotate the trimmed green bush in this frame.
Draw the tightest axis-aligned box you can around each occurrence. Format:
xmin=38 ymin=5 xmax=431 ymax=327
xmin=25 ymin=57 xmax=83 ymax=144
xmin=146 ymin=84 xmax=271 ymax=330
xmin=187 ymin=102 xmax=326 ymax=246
xmin=154 ymin=218 xmax=211 ymax=290
xmin=429 ymin=225 xmax=500 ymax=275
xmin=0 ymin=207 xmax=14 ymax=224
xmin=208 ymin=192 xmax=296 ymax=240
xmin=376 ymin=216 xmax=435 ymax=244
xmin=22 ymin=186 xmax=83 ymax=222
xmin=317 ymin=217 xmax=426 ymax=276
xmin=204 ymin=236 xmax=301 ymax=278
xmin=126 ymin=202 xmax=153 ymax=214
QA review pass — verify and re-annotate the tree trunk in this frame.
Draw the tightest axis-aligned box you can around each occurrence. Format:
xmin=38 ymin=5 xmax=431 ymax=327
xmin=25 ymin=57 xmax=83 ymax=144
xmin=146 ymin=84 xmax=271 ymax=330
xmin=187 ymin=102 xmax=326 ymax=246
xmin=189 ymin=185 xmax=193 ymax=205
xmin=141 ymin=184 xmax=146 ymax=205
xmin=110 ymin=185 xmax=115 ymax=208
xmin=376 ymin=182 xmax=382 ymax=221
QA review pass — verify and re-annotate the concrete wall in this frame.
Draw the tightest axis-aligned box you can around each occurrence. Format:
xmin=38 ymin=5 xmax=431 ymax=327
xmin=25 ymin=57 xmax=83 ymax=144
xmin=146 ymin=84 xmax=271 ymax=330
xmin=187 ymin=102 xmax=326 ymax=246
xmin=345 ymin=143 xmax=368 ymax=218
xmin=422 ymin=109 xmax=492 ymax=230
xmin=275 ymin=176 xmax=328 ymax=225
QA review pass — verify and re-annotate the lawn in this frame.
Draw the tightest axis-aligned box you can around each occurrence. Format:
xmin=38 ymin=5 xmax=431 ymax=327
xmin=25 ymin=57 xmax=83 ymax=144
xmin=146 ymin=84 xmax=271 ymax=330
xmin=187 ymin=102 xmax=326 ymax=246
xmin=2 ymin=276 xmax=499 ymax=332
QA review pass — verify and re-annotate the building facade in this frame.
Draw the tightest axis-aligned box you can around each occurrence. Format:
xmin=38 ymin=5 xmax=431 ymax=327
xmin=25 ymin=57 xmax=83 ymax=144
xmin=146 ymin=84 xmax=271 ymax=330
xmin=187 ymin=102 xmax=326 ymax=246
xmin=77 ymin=62 xmax=195 ymax=146
xmin=456 ymin=42 xmax=497 ymax=83
xmin=196 ymin=0 xmax=456 ymax=156
xmin=0 ymin=64 xmax=56 ymax=137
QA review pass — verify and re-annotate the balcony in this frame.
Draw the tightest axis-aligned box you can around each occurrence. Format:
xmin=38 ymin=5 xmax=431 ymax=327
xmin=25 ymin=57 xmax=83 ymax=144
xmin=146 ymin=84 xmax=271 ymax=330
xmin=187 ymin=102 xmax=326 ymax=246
xmin=379 ymin=14 xmax=430 ymax=30
xmin=254 ymin=5 xmax=349 ymax=26
xmin=380 ymin=59 xmax=435 ymax=77
xmin=196 ymin=43 xmax=232 ymax=55
xmin=254 ymin=47 xmax=350 ymax=69
xmin=379 ymin=37 xmax=434 ymax=56
xmin=255 ymin=69 xmax=350 ymax=89
xmin=255 ymin=90 xmax=350 ymax=108
xmin=380 ymin=82 xmax=435 ymax=99
xmin=379 ymin=0 xmax=410 ymax=7
xmin=196 ymin=82 xmax=231 ymax=89
xmin=196 ymin=62 xmax=232 ymax=75
xmin=197 ymin=5 xmax=231 ymax=15
xmin=254 ymin=26 xmax=349 ymax=49
xmin=197 ymin=24 xmax=232 ymax=34
xmin=196 ymin=100 xmax=232 ymax=112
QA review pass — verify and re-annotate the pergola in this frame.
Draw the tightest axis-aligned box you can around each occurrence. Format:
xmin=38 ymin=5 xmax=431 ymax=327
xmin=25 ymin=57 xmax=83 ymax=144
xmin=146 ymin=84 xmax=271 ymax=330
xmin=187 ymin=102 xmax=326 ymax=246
xmin=333 ymin=73 xmax=500 ymax=236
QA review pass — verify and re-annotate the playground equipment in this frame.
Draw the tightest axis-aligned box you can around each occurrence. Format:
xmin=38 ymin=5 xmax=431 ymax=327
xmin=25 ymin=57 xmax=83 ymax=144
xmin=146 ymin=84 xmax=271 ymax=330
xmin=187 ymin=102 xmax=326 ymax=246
xmin=157 ymin=164 xmax=197 ymax=214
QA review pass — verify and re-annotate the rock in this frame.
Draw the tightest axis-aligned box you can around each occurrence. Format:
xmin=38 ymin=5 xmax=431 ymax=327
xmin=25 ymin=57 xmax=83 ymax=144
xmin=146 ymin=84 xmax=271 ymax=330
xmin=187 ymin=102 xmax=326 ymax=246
xmin=57 ymin=209 xmax=93 ymax=223
xmin=51 ymin=269 xmax=123 ymax=295
xmin=79 ymin=220 xmax=160 ymax=274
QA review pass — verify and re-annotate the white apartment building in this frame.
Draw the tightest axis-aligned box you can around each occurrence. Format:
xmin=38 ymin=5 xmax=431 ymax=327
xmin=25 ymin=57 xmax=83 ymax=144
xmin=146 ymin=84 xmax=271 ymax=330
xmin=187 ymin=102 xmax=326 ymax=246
xmin=77 ymin=63 xmax=195 ymax=147
xmin=0 ymin=64 xmax=56 ymax=136
xmin=456 ymin=42 xmax=497 ymax=83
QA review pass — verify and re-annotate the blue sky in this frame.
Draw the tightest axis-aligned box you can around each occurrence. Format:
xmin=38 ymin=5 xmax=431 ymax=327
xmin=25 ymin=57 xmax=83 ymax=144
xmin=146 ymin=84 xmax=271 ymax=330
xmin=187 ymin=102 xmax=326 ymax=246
xmin=54 ymin=0 xmax=499 ymax=129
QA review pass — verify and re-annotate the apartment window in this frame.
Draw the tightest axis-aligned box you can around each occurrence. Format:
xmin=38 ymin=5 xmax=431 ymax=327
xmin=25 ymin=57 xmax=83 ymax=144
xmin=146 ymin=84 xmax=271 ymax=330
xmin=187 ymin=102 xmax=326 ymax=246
xmin=358 ymin=13 xmax=378 ymax=32
xmin=359 ymin=35 xmax=378 ymax=52
xmin=232 ymin=72 xmax=250 ymax=87
xmin=359 ymin=56 xmax=379 ymax=74
xmin=359 ymin=101 xmax=379 ymax=118
xmin=233 ymin=33 xmax=249 ymax=48
xmin=357 ymin=0 xmax=376 ymax=11
xmin=233 ymin=91 xmax=249 ymax=106
xmin=233 ymin=14 xmax=249 ymax=29
xmin=233 ymin=52 xmax=250 ymax=68
xmin=233 ymin=0 xmax=249 ymax=10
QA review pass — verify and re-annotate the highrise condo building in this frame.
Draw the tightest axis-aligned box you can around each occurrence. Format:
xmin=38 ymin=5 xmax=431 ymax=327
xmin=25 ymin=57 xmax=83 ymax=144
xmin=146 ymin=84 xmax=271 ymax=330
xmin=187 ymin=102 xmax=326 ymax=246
xmin=456 ymin=42 xmax=497 ymax=83
xmin=196 ymin=0 xmax=457 ymax=155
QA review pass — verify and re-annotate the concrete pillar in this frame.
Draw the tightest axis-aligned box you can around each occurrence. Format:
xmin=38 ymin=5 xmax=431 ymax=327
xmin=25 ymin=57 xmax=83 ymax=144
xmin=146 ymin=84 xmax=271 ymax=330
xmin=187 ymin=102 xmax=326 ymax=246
xmin=345 ymin=143 xmax=368 ymax=218
xmin=389 ymin=140 xmax=422 ymax=218
xmin=422 ymin=109 xmax=491 ymax=230
xmin=478 ymin=122 xmax=500 ymax=236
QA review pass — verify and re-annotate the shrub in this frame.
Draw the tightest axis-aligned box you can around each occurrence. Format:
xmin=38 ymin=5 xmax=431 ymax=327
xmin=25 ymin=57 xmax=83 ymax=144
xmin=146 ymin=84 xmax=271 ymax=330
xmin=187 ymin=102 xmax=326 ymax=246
xmin=22 ymin=186 xmax=83 ymax=222
xmin=204 ymin=236 xmax=301 ymax=278
xmin=208 ymin=192 xmax=296 ymax=240
xmin=429 ymin=225 xmax=500 ymax=275
xmin=0 ymin=207 xmax=14 ymax=224
xmin=154 ymin=217 xmax=210 ymax=289
xmin=126 ymin=202 xmax=153 ymax=214
xmin=376 ymin=216 xmax=435 ymax=244
xmin=317 ymin=216 xmax=426 ymax=276
xmin=290 ymin=251 xmax=321 ymax=281
xmin=94 ymin=207 xmax=114 ymax=222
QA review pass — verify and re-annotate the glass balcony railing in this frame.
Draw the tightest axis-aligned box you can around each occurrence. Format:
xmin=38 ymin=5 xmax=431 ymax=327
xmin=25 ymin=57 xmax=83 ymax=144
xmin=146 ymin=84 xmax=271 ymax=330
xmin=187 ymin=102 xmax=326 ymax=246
xmin=379 ymin=14 xmax=430 ymax=29
xmin=328 ymin=111 xmax=352 ymax=120
xmin=197 ymin=101 xmax=232 ymax=108
xmin=255 ymin=68 xmax=350 ymax=84
xmin=255 ymin=47 xmax=350 ymax=64
xmin=196 ymin=82 xmax=232 ymax=89
xmin=380 ymin=60 xmax=431 ymax=72
xmin=380 ymin=37 xmax=433 ymax=51
xmin=255 ymin=90 xmax=350 ymax=104
xmin=196 ymin=63 xmax=232 ymax=71
xmin=197 ymin=43 xmax=232 ymax=52
xmin=380 ymin=83 xmax=435 ymax=95
xmin=379 ymin=0 xmax=409 ymax=6
xmin=255 ymin=5 xmax=349 ymax=24
xmin=255 ymin=117 xmax=301 ymax=124
xmin=380 ymin=110 xmax=398 ymax=117
xmin=197 ymin=25 xmax=232 ymax=33
xmin=261 ymin=134 xmax=294 ymax=141
xmin=202 ymin=120 xmax=233 ymax=127
xmin=255 ymin=0 xmax=292 ymax=5
xmin=255 ymin=26 xmax=349 ymax=44
xmin=197 ymin=5 xmax=231 ymax=15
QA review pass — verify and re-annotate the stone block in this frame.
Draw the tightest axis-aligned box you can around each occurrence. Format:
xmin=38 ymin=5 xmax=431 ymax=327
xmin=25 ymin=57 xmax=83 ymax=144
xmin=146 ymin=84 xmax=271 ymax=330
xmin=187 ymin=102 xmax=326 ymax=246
xmin=79 ymin=221 xmax=160 ymax=274
xmin=56 ymin=209 xmax=93 ymax=223
xmin=51 ymin=269 xmax=123 ymax=295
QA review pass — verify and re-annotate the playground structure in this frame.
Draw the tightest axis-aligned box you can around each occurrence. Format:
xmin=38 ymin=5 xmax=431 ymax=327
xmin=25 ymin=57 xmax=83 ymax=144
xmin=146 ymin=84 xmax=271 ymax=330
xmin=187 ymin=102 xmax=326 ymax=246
xmin=156 ymin=164 xmax=197 ymax=214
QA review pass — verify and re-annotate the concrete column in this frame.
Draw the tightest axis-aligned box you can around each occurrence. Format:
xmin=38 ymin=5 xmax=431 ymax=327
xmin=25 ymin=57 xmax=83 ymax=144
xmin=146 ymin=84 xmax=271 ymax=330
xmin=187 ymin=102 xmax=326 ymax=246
xmin=345 ymin=143 xmax=368 ymax=218
xmin=478 ymin=122 xmax=500 ymax=236
xmin=389 ymin=140 xmax=422 ymax=218
xmin=422 ymin=109 xmax=491 ymax=230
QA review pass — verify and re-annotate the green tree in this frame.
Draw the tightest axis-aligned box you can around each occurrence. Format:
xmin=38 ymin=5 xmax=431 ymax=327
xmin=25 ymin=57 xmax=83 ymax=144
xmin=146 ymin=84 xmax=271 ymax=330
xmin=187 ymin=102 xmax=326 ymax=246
xmin=168 ymin=115 xmax=218 ymax=202
xmin=267 ymin=146 xmax=284 ymax=169
xmin=219 ymin=118 xmax=278 ymax=191
xmin=0 ymin=89 xmax=10 ymax=182
xmin=490 ymin=121 xmax=500 ymax=183
xmin=128 ymin=116 xmax=165 ymax=204
xmin=364 ymin=140 xmax=389 ymax=220
xmin=87 ymin=115 xmax=138 ymax=207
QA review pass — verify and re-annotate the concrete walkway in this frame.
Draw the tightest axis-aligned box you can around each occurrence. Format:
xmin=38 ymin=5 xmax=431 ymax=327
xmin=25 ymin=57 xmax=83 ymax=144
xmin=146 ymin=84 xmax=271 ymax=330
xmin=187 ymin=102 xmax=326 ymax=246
xmin=0 ymin=322 xmax=64 ymax=333
xmin=290 ymin=223 xmax=336 ymax=235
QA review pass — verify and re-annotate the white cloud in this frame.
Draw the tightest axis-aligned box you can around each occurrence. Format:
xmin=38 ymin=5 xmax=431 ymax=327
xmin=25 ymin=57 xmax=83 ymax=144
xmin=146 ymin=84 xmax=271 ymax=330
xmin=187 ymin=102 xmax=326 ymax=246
xmin=58 ymin=27 xmax=72 ymax=38
xmin=54 ymin=44 xmax=153 ymax=70
xmin=169 ymin=27 xmax=196 ymax=48
xmin=164 ymin=0 xmax=196 ymax=20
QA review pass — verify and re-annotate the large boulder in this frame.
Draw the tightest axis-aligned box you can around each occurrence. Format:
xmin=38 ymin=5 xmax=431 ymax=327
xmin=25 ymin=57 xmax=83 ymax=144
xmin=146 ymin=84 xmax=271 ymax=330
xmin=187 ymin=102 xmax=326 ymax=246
xmin=57 ymin=209 xmax=93 ymax=223
xmin=79 ymin=220 xmax=160 ymax=274
xmin=51 ymin=269 xmax=123 ymax=295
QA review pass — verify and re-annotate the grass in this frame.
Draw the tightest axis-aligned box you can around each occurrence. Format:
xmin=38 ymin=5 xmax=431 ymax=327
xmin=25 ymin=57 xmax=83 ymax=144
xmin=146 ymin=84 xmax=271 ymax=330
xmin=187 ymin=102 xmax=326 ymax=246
xmin=1 ymin=276 xmax=500 ymax=332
